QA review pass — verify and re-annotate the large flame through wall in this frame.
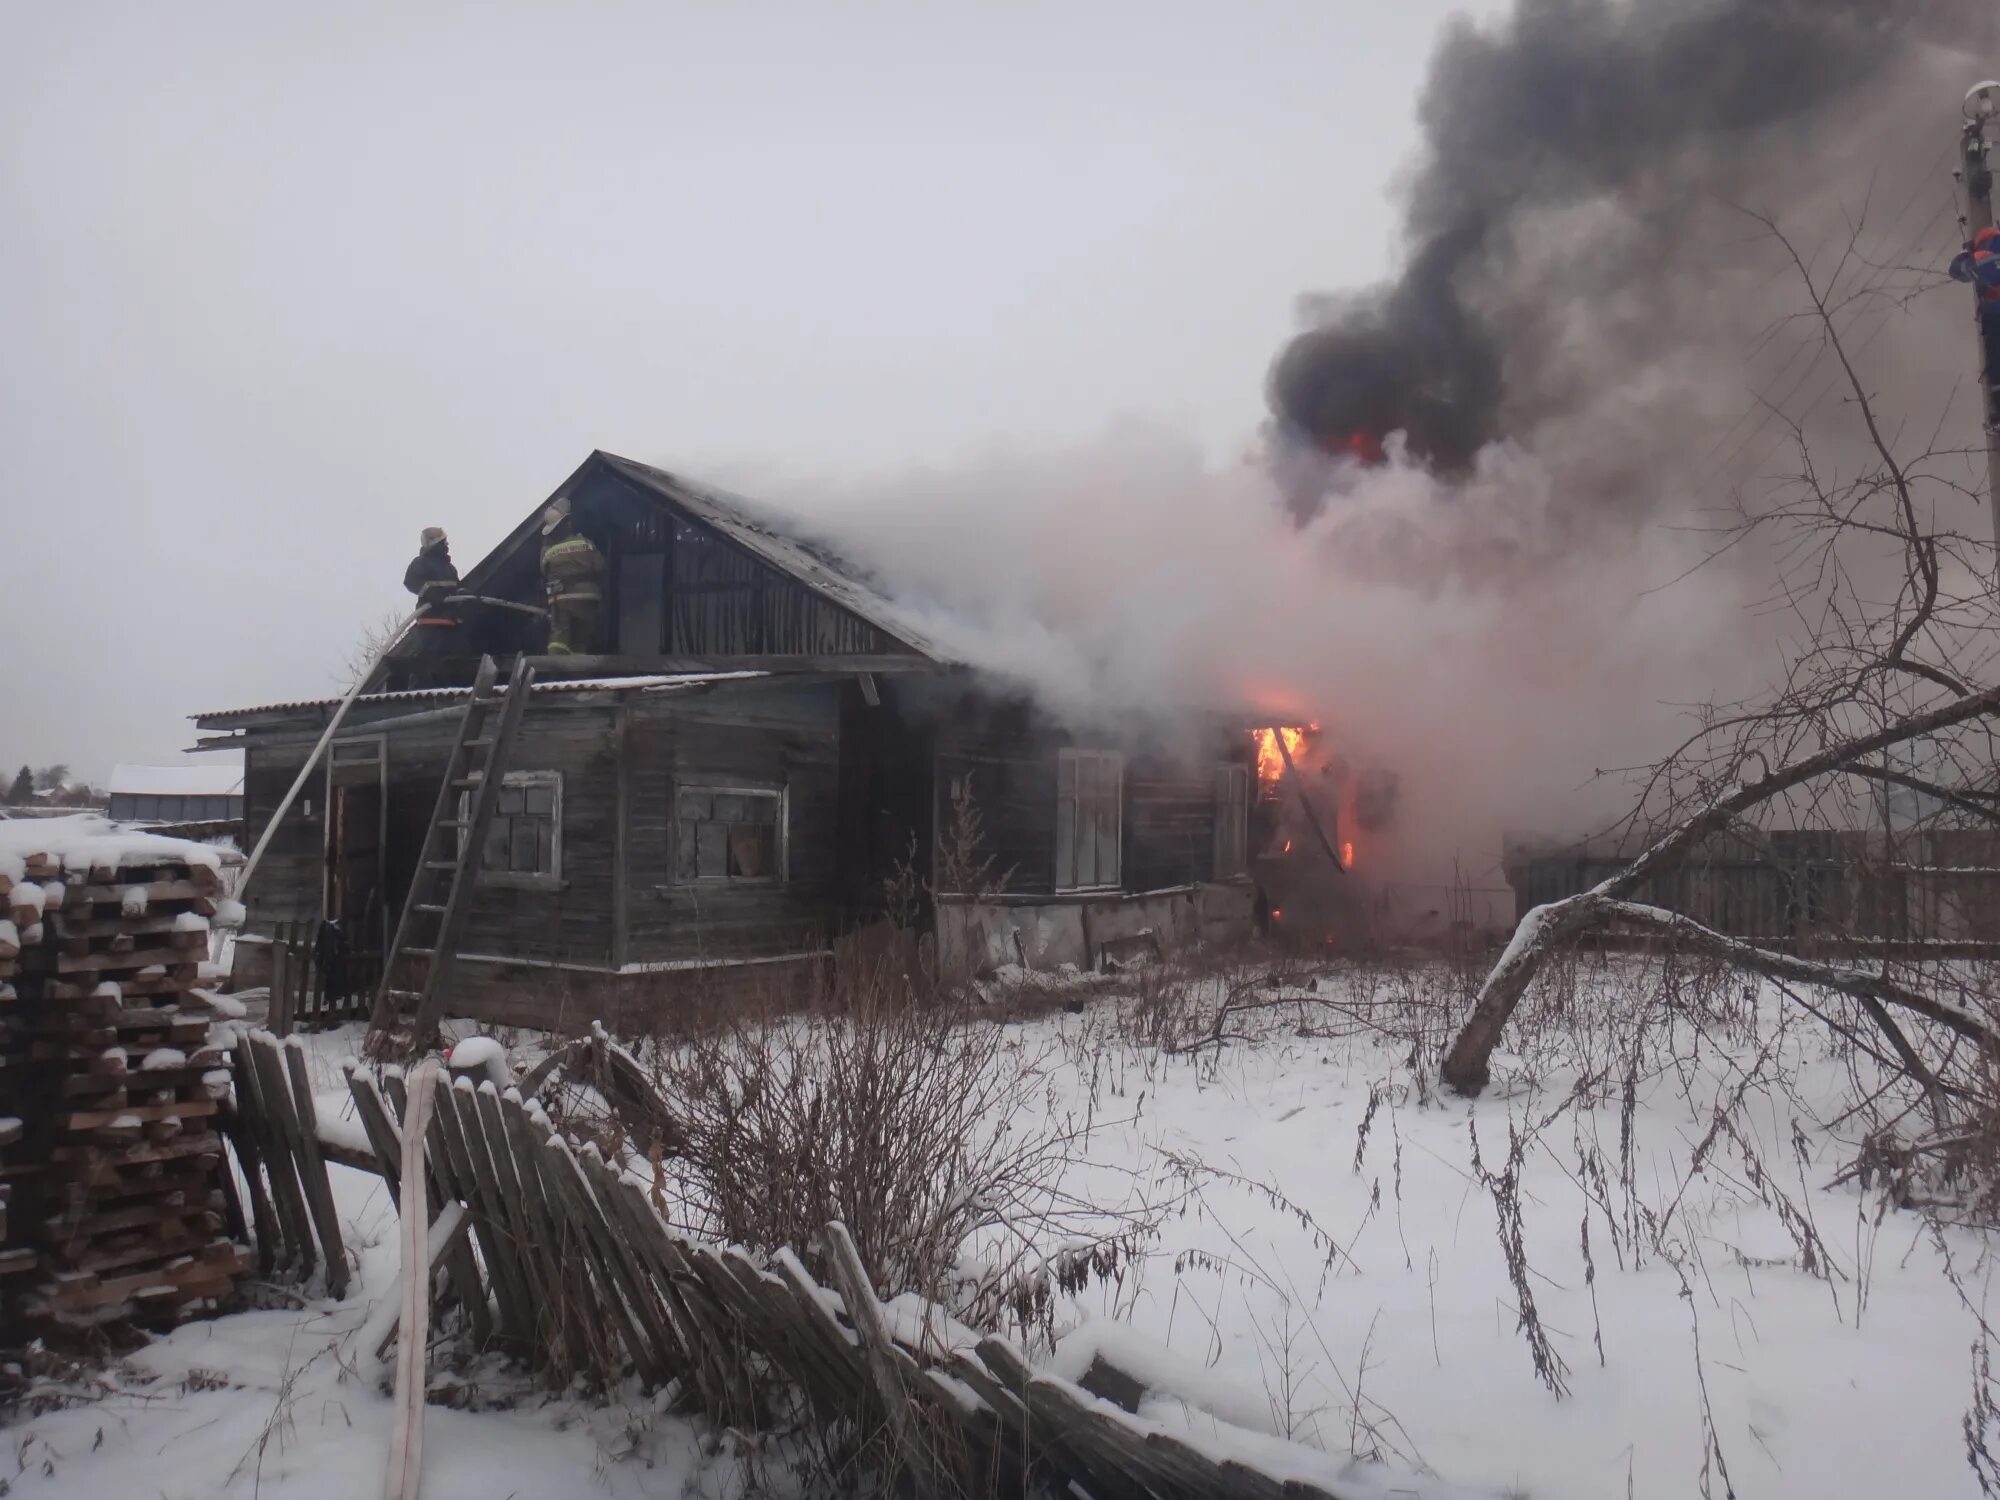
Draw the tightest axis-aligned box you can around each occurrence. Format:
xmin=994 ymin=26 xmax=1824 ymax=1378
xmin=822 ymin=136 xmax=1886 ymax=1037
xmin=1254 ymin=725 xmax=1311 ymax=786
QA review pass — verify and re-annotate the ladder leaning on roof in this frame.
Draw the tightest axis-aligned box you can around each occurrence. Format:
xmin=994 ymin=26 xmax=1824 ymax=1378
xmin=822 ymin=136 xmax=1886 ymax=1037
xmin=366 ymin=654 xmax=536 ymax=1054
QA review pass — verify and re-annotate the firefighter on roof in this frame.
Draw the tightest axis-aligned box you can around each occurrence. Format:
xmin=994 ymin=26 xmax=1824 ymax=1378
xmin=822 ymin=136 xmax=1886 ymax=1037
xmin=540 ymin=498 xmax=605 ymax=655
xmin=403 ymin=526 xmax=460 ymax=657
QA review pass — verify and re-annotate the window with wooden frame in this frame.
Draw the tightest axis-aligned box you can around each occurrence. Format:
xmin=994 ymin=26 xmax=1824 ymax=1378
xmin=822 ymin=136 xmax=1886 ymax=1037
xmin=676 ymin=785 xmax=786 ymax=884
xmin=459 ymin=770 xmax=562 ymax=888
xmin=1213 ymin=763 xmax=1250 ymax=880
xmin=1055 ymin=749 xmax=1123 ymax=892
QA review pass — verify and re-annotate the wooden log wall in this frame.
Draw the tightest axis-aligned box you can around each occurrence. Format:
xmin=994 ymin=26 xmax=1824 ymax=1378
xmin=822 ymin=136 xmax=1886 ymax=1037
xmin=624 ymin=686 xmax=841 ymax=966
xmin=241 ymin=743 xmax=324 ymax=932
xmin=663 ymin=518 xmax=893 ymax=658
xmin=1125 ymin=754 xmax=1225 ymax=894
xmin=934 ymin=702 xmax=1059 ymax=897
xmin=336 ymin=1066 xmax=1370 ymax=1500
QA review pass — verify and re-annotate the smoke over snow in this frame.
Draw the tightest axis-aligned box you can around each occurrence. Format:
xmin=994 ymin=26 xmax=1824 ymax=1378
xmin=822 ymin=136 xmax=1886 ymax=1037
xmin=753 ymin=0 xmax=2000 ymax=889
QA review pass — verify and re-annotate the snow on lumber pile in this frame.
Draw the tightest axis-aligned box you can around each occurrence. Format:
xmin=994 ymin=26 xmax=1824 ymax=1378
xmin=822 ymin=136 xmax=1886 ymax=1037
xmin=0 ymin=817 xmax=249 ymax=1331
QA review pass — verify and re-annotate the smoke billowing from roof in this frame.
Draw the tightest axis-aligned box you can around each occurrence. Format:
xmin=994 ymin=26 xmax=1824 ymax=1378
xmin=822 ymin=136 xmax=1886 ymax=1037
xmin=1268 ymin=0 xmax=1998 ymax=519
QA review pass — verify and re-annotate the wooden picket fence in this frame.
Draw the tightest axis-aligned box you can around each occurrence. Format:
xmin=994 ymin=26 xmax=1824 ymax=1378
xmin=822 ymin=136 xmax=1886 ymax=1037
xmin=265 ymin=918 xmax=380 ymax=1035
xmin=226 ymin=1032 xmax=1383 ymax=1499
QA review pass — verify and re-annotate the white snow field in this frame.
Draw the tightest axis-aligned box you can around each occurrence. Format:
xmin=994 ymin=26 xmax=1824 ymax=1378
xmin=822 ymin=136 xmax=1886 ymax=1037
xmin=6 ymin=956 xmax=1993 ymax=1498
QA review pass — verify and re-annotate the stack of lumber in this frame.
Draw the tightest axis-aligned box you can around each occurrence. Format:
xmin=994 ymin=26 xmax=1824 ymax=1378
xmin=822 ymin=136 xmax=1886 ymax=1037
xmin=0 ymin=816 xmax=249 ymax=1329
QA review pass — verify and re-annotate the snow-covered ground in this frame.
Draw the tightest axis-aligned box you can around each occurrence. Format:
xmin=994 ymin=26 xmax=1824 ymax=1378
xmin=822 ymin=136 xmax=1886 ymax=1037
xmin=6 ymin=958 xmax=1993 ymax=1498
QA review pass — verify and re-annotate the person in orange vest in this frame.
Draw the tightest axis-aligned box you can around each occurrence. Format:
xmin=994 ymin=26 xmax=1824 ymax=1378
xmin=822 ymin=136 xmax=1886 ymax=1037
xmin=1950 ymin=225 xmax=2000 ymax=407
xmin=540 ymin=500 xmax=606 ymax=654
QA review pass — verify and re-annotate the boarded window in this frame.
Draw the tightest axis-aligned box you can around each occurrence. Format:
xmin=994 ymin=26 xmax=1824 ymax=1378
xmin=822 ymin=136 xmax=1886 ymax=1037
xmin=1213 ymin=764 xmax=1250 ymax=879
xmin=462 ymin=771 xmax=561 ymax=883
xmin=1055 ymin=750 xmax=1122 ymax=891
xmin=676 ymin=786 xmax=784 ymax=883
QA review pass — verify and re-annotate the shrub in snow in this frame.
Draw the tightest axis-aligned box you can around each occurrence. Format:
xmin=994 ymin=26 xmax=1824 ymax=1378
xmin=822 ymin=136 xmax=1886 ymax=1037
xmin=643 ymin=967 xmax=1144 ymax=1340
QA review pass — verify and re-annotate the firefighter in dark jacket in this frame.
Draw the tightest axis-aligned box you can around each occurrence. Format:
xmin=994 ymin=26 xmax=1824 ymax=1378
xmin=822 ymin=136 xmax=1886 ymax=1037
xmin=403 ymin=526 xmax=460 ymax=657
xmin=540 ymin=500 xmax=605 ymax=654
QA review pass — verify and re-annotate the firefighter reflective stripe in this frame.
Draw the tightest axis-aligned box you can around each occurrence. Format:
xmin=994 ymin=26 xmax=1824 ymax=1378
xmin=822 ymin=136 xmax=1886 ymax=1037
xmin=541 ymin=536 xmax=605 ymax=601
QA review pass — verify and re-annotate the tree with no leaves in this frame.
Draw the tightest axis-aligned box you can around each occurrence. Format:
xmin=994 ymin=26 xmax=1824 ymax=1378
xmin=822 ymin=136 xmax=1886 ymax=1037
xmin=1445 ymin=210 xmax=2000 ymax=1108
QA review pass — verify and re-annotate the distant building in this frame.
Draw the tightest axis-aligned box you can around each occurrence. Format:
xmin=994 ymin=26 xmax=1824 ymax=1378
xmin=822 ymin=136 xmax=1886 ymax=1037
xmin=108 ymin=762 xmax=245 ymax=827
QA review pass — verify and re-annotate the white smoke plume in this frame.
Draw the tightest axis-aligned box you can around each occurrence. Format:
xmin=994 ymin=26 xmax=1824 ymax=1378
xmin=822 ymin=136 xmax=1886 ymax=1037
xmin=704 ymin=5 xmax=2000 ymax=894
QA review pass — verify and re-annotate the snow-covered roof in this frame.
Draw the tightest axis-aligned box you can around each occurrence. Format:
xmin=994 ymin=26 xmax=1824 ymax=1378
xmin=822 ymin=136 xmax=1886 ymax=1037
xmin=597 ymin=454 xmax=946 ymax=662
xmin=109 ymin=762 xmax=245 ymax=798
xmin=195 ymin=670 xmax=767 ymax=725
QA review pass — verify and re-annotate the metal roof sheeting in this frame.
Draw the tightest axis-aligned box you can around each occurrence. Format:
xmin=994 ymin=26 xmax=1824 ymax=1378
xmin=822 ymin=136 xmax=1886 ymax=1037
xmin=193 ymin=671 xmax=766 ymax=725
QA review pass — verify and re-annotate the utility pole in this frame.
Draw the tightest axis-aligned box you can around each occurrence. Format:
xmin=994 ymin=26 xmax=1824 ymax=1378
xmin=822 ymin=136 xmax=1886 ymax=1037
xmin=1960 ymin=82 xmax=2000 ymax=560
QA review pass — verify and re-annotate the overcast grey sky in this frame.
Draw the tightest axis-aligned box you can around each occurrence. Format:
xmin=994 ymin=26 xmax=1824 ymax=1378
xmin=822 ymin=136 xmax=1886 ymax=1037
xmin=1 ymin=1 xmax=1497 ymax=778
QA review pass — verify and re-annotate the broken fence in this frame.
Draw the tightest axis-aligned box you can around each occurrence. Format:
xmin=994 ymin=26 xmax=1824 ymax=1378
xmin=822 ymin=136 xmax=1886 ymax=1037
xmin=227 ymin=1029 xmax=1382 ymax=1499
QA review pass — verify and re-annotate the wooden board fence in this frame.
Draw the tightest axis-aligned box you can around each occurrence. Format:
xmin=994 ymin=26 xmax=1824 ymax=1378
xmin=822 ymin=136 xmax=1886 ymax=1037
xmin=317 ymin=1061 xmax=1377 ymax=1500
xmin=265 ymin=917 xmax=379 ymax=1036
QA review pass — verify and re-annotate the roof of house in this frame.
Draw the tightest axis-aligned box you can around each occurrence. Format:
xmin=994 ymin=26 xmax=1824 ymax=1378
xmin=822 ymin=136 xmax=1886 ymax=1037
xmin=195 ymin=671 xmax=769 ymax=726
xmin=592 ymin=454 xmax=946 ymax=662
xmin=109 ymin=762 xmax=246 ymax=797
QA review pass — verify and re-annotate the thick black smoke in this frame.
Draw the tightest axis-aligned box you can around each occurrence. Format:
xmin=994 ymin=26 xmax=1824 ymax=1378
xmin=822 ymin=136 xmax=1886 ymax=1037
xmin=1269 ymin=0 xmax=1997 ymax=518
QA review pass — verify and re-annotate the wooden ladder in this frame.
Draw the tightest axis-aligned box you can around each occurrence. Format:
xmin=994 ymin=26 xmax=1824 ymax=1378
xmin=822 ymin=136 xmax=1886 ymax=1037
xmin=366 ymin=654 xmax=535 ymax=1052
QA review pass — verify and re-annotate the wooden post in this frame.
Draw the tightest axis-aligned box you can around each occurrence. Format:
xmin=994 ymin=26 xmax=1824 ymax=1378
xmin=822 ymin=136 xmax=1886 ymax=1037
xmin=384 ymin=1058 xmax=440 ymax=1500
xmin=268 ymin=932 xmax=292 ymax=1037
xmin=1963 ymin=85 xmax=2000 ymax=564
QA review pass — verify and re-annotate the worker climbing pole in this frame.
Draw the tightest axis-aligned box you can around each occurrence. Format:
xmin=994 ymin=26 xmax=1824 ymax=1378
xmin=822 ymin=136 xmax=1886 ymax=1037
xmin=1955 ymin=81 xmax=2000 ymax=560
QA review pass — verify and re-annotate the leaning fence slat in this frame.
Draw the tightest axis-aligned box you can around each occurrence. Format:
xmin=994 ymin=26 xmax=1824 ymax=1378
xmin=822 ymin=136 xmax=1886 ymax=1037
xmin=539 ymin=1136 xmax=662 ymax=1385
xmin=567 ymin=1142 xmax=686 ymax=1385
xmin=823 ymin=1223 xmax=941 ymax=1490
xmin=572 ymin=1147 xmax=695 ymax=1377
xmin=496 ymin=1096 xmax=589 ymax=1381
xmin=236 ymin=1035 xmax=315 ymax=1274
xmin=248 ymin=1032 xmax=336 ymax=1285
xmin=604 ymin=1175 xmax=758 ymax=1421
xmin=432 ymin=1082 xmax=532 ymax=1349
xmin=977 ymin=1337 xmax=1146 ymax=1500
xmin=344 ymin=1065 xmax=405 ymax=1199
xmin=468 ymin=1084 xmax=567 ymax=1359
xmin=386 ymin=1070 xmax=497 ymax=1350
xmin=281 ymin=1037 xmax=349 ymax=1298
xmin=222 ymin=1091 xmax=281 ymax=1274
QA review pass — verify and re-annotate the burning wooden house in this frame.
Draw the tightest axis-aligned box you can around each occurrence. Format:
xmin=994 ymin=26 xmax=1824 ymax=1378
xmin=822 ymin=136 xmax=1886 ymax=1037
xmin=194 ymin=452 xmax=1265 ymax=1032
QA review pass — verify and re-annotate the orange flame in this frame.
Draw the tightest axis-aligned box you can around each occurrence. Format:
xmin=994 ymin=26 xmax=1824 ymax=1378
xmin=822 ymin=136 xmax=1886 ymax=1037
xmin=1341 ymin=840 xmax=1355 ymax=868
xmin=1253 ymin=725 xmax=1312 ymax=786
